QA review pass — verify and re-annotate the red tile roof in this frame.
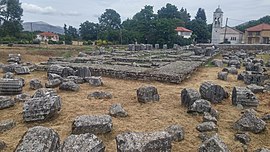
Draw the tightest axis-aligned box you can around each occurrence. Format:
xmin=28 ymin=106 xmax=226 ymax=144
xmin=246 ymin=23 xmax=270 ymax=32
xmin=39 ymin=32 xmax=58 ymax=37
xmin=175 ymin=27 xmax=192 ymax=32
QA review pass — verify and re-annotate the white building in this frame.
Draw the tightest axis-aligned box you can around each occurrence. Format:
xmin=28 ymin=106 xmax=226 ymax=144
xmin=36 ymin=32 xmax=59 ymax=42
xmin=175 ymin=27 xmax=193 ymax=39
xmin=211 ymin=7 xmax=243 ymax=44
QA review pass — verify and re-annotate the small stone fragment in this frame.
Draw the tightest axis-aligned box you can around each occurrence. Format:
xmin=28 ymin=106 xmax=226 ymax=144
xmin=87 ymin=91 xmax=112 ymax=100
xmin=198 ymin=134 xmax=230 ymax=152
xmin=88 ymin=76 xmax=103 ymax=86
xmin=165 ymin=124 xmax=185 ymax=142
xmin=188 ymin=99 xmax=211 ymax=114
xmin=181 ymin=88 xmax=201 ymax=108
xmin=72 ymin=115 xmax=113 ymax=135
xmin=0 ymin=96 xmax=15 ymax=109
xmin=0 ymin=119 xmax=16 ymax=133
xmin=29 ymin=79 xmax=43 ymax=90
xmin=234 ymin=109 xmax=266 ymax=133
xmin=59 ymin=81 xmax=80 ymax=91
xmin=45 ymin=79 xmax=62 ymax=88
xmin=109 ymin=103 xmax=128 ymax=117
xmin=235 ymin=133 xmax=251 ymax=145
xmin=14 ymin=93 xmax=30 ymax=102
xmin=137 ymin=86 xmax=159 ymax=103
xmin=196 ymin=122 xmax=218 ymax=132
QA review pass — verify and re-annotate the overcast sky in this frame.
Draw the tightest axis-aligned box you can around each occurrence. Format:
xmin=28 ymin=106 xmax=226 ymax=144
xmin=21 ymin=0 xmax=270 ymax=28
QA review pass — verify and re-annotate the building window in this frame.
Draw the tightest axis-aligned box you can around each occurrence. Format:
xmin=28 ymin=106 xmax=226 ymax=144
xmin=256 ymin=32 xmax=260 ymax=36
xmin=248 ymin=32 xmax=252 ymax=36
xmin=230 ymin=37 xmax=237 ymax=41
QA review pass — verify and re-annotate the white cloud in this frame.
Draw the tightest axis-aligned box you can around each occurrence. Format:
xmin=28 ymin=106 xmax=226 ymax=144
xmin=22 ymin=3 xmax=56 ymax=15
xmin=22 ymin=3 xmax=80 ymax=16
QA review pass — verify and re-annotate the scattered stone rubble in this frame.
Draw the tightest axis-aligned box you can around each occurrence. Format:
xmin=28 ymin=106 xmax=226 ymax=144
xmin=72 ymin=115 xmax=113 ymax=135
xmin=187 ymin=99 xmax=212 ymax=114
xmin=232 ymin=87 xmax=259 ymax=108
xmin=109 ymin=103 xmax=128 ymax=117
xmin=29 ymin=79 xmax=43 ymax=90
xmin=165 ymin=124 xmax=185 ymax=142
xmin=88 ymin=76 xmax=103 ymax=86
xmin=234 ymin=109 xmax=266 ymax=133
xmin=198 ymin=134 xmax=230 ymax=152
xmin=200 ymin=81 xmax=228 ymax=104
xmin=0 ymin=96 xmax=15 ymax=109
xmin=137 ymin=86 xmax=160 ymax=103
xmin=0 ymin=119 xmax=16 ymax=133
xmin=23 ymin=88 xmax=61 ymax=122
xmin=15 ymin=126 xmax=60 ymax=152
xmin=116 ymin=131 xmax=172 ymax=152
xmin=87 ymin=91 xmax=112 ymax=100
xmin=0 ymin=78 xmax=23 ymax=95
xmin=61 ymin=133 xmax=105 ymax=152
xmin=234 ymin=132 xmax=251 ymax=145
xmin=218 ymin=71 xmax=228 ymax=81
xmin=59 ymin=81 xmax=80 ymax=91
xmin=36 ymin=45 xmax=219 ymax=84
xmin=181 ymin=88 xmax=201 ymax=108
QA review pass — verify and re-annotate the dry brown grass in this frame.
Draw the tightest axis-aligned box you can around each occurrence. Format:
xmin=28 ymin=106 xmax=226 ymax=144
xmin=0 ymin=47 xmax=269 ymax=152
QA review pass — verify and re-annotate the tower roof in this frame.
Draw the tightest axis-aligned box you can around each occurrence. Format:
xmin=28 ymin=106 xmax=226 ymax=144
xmin=214 ymin=6 xmax=223 ymax=13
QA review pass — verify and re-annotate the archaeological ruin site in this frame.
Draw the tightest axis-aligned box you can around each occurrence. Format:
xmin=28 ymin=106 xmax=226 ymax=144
xmin=0 ymin=44 xmax=270 ymax=151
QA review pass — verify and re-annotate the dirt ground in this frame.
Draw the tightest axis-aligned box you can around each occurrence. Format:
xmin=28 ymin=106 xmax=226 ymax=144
xmin=0 ymin=47 xmax=269 ymax=152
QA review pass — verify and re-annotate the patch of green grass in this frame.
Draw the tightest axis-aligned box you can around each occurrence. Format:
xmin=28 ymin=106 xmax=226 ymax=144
xmin=62 ymin=51 xmax=72 ymax=58
xmin=257 ymin=54 xmax=270 ymax=61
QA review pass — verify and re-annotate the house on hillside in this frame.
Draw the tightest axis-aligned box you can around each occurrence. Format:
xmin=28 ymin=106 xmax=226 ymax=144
xmin=36 ymin=32 xmax=59 ymax=42
xmin=175 ymin=27 xmax=192 ymax=38
xmin=211 ymin=6 xmax=243 ymax=44
xmin=245 ymin=23 xmax=270 ymax=44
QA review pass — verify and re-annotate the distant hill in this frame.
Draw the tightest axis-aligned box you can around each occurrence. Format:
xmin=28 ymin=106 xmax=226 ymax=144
xmin=236 ymin=15 xmax=270 ymax=32
xmin=23 ymin=21 xmax=64 ymax=34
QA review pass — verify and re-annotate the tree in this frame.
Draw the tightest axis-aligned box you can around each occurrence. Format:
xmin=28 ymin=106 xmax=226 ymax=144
xmin=64 ymin=24 xmax=72 ymax=44
xmin=179 ymin=7 xmax=191 ymax=24
xmin=195 ymin=8 xmax=206 ymax=22
xmin=67 ymin=26 xmax=79 ymax=40
xmin=157 ymin=3 xmax=180 ymax=19
xmin=187 ymin=19 xmax=210 ymax=43
xmin=79 ymin=21 xmax=99 ymax=41
xmin=0 ymin=0 xmax=23 ymax=37
xmin=99 ymin=9 xmax=121 ymax=30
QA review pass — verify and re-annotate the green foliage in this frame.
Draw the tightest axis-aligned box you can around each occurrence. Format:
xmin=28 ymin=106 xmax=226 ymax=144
xmin=236 ymin=15 xmax=270 ymax=32
xmin=187 ymin=19 xmax=210 ymax=43
xmin=79 ymin=21 xmax=98 ymax=41
xmin=0 ymin=0 xmax=23 ymax=37
xmin=157 ymin=3 xmax=190 ymax=24
xmin=98 ymin=9 xmax=122 ymax=44
xmin=95 ymin=39 xmax=113 ymax=46
xmin=99 ymin=9 xmax=121 ymax=30
xmin=158 ymin=3 xmax=181 ymax=19
xmin=62 ymin=51 xmax=72 ymax=58
xmin=195 ymin=8 xmax=207 ymax=22
xmin=83 ymin=40 xmax=92 ymax=45
xmin=64 ymin=24 xmax=78 ymax=44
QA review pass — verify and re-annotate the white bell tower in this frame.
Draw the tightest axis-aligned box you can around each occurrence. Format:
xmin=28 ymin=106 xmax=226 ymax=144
xmin=211 ymin=6 xmax=223 ymax=44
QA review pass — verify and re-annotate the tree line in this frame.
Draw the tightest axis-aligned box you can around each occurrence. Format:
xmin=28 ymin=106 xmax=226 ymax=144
xmin=3 ymin=0 xmax=269 ymax=46
xmin=64 ymin=4 xmax=211 ymax=47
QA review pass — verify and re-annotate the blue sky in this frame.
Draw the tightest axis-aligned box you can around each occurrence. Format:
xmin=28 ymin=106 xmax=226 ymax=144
xmin=21 ymin=0 xmax=270 ymax=28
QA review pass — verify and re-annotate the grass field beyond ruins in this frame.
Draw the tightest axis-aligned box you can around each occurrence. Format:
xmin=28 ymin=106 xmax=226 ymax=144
xmin=0 ymin=46 xmax=269 ymax=151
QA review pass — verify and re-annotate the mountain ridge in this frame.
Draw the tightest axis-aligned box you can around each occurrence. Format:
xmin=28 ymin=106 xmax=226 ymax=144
xmin=23 ymin=21 xmax=64 ymax=34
